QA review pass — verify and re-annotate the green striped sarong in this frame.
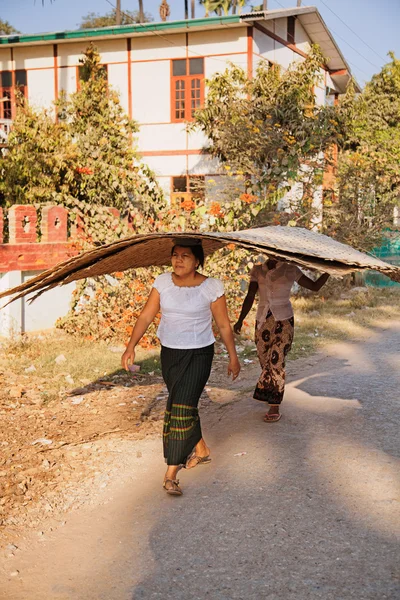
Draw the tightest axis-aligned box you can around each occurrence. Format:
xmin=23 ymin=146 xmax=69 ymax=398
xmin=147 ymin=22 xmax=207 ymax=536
xmin=160 ymin=344 xmax=214 ymax=466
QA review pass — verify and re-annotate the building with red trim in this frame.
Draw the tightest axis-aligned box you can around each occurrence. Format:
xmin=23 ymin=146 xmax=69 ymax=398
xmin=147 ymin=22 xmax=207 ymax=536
xmin=0 ymin=6 xmax=355 ymax=334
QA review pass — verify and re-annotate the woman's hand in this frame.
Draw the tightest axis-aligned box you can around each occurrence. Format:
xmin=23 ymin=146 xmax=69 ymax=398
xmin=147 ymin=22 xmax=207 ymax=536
xmin=228 ymin=356 xmax=241 ymax=381
xmin=233 ymin=320 xmax=243 ymax=334
xmin=122 ymin=346 xmax=135 ymax=372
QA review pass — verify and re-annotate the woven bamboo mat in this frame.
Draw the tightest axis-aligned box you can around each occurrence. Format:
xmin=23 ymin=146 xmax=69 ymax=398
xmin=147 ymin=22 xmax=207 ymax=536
xmin=1 ymin=226 xmax=399 ymax=304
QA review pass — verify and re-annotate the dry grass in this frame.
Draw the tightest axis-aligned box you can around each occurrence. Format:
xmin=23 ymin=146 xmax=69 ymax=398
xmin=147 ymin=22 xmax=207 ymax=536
xmin=1 ymin=288 xmax=399 ymax=398
xmin=0 ymin=331 xmax=160 ymax=403
xmin=290 ymin=287 xmax=400 ymax=359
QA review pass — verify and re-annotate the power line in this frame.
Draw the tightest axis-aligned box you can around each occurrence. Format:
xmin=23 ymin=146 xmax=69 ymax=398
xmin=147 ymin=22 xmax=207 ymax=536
xmin=272 ymin=0 xmax=380 ymax=70
xmin=315 ymin=0 xmax=387 ymax=63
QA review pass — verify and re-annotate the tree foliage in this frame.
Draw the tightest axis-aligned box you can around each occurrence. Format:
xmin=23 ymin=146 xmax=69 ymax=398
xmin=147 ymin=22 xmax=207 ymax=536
xmin=0 ymin=45 xmax=165 ymax=243
xmin=78 ymin=9 xmax=153 ymax=29
xmin=324 ymin=53 xmax=400 ymax=251
xmin=199 ymin=0 xmax=249 ymax=16
xmin=0 ymin=19 xmax=19 ymax=35
xmin=190 ymin=47 xmax=348 ymax=227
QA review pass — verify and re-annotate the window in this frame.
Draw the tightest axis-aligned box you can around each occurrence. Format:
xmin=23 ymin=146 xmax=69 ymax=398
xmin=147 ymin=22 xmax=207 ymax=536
xmin=171 ymin=58 xmax=204 ymax=122
xmin=287 ymin=16 xmax=295 ymax=44
xmin=171 ymin=175 xmax=205 ymax=209
xmin=0 ymin=70 xmax=27 ymax=121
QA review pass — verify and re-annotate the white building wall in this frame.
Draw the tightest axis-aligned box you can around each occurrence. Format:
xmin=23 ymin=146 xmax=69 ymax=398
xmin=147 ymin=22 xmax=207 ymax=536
xmin=274 ymin=42 xmax=295 ymax=70
xmin=144 ymin=155 xmax=187 ymax=177
xmin=275 ymin=18 xmax=288 ymax=41
xmin=0 ymin=48 xmax=12 ymax=71
xmin=205 ymin=53 xmax=248 ymax=78
xmin=131 ymin=34 xmax=186 ymax=60
xmin=138 ymin=123 xmax=186 ymax=152
xmin=295 ymin=21 xmax=311 ymax=54
xmin=0 ymin=272 xmax=22 ymax=337
xmin=132 ymin=61 xmax=171 ymax=123
xmin=58 ymin=65 xmax=77 ymax=95
xmin=188 ymin=154 xmax=220 ymax=175
xmin=27 ymin=69 xmax=55 ymax=109
xmin=253 ymin=27 xmax=274 ymax=58
xmin=108 ymin=62 xmax=129 ymax=115
xmin=189 ymin=27 xmax=247 ymax=56
xmin=188 ymin=129 xmax=208 ymax=151
xmin=14 ymin=45 xmax=53 ymax=70
xmin=315 ymin=83 xmax=326 ymax=106
xmin=57 ymin=40 xmax=126 ymax=67
xmin=0 ymin=271 xmax=75 ymax=336
xmin=22 ymin=272 xmax=76 ymax=332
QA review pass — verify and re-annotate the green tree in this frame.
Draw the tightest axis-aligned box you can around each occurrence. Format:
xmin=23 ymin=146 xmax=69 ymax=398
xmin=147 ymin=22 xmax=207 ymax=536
xmin=199 ymin=0 xmax=249 ymax=16
xmin=190 ymin=47 xmax=347 ymax=226
xmin=324 ymin=53 xmax=400 ymax=251
xmin=0 ymin=19 xmax=19 ymax=34
xmin=78 ymin=9 xmax=153 ymax=29
xmin=0 ymin=45 xmax=165 ymax=240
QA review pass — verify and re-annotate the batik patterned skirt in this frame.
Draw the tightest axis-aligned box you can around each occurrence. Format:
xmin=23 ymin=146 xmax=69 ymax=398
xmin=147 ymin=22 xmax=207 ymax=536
xmin=253 ymin=311 xmax=294 ymax=405
xmin=160 ymin=344 xmax=214 ymax=466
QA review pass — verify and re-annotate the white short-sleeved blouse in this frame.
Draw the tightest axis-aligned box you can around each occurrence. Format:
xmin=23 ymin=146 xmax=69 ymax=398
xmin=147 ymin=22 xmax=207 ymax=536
xmin=152 ymin=272 xmax=225 ymax=349
xmin=250 ymin=261 xmax=303 ymax=324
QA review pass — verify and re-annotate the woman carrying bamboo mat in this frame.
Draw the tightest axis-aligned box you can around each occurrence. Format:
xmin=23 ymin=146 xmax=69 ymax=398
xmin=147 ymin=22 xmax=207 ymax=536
xmin=122 ymin=238 xmax=240 ymax=496
xmin=234 ymin=257 xmax=329 ymax=422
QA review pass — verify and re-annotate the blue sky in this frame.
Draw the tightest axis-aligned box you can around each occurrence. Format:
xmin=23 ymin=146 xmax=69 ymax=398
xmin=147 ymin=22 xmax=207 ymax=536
xmin=2 ymin=0 xmax=399 ymax=87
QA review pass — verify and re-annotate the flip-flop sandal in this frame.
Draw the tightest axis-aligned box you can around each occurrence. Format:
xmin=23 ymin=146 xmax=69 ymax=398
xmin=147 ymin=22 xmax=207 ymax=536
xmin=163 ymin=479 xmax=183 ymax=496
xmin=263 ymin=413 xmax=282 ymax=423
xmin=185 ymin=455 xmax=212 ymax=469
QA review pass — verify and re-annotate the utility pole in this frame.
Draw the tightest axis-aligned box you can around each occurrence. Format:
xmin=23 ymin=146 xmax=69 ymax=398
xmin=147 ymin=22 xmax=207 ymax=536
xmin=263 ymin=1 xmax=268 ymax=11
xmin=116 ymin=0 xmax=121 ymax=25
xmin=297 ymin=0 xmax=302 ymax=6
xmin=184 ymin=0 xmax=189 ymax=20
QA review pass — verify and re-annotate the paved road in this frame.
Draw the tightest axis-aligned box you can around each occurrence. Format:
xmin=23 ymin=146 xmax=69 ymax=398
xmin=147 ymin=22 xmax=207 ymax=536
xmin=2 ymin=322 xmax=400 ymax=600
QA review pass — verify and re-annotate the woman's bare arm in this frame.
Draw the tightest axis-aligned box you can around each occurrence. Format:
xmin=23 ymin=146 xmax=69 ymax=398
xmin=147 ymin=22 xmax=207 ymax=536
xmin=298 ymin=273 xmax=330 ymax=292
xmin=211 ymin=295 xmax=241 ymax=380
xmin=233 ymin=280 xmax=258 ymax=333
xmin=121 ymin=288 xmax=160 ymax=371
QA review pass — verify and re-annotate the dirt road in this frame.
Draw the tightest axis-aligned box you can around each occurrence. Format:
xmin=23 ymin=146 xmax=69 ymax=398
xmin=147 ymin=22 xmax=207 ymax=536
xmin=1 ymin=321 xmax=399 ymax=600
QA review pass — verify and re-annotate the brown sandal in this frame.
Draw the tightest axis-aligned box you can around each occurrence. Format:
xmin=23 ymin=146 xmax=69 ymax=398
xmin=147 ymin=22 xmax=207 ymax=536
xmin=263 ymin=413 xmax=281 ymax=423
xmin=163 ymin=479 xmax=183 ymax=496
xmin=186 ymin=454 xmax=212 ymax=469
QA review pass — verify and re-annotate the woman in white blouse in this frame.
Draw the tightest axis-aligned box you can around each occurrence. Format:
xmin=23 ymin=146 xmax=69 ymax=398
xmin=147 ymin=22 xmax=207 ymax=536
xmin=234 ymin=257 xmax=329 ymax=422
xmin=122 ymin=239 xmax=240 ymax=496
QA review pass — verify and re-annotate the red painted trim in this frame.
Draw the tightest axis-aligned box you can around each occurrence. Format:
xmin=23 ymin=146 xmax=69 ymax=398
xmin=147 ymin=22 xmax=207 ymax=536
xmin=127 ymin=38 xmax=132 ymax=119
xmin=0 ymin=243 xmax=78 ymax=272
xmin=141 ymin=149 xmax=202 ymax=156
xmin=53 ymin=44 xmax=58 ymax=103
xmin=330 ymin=69 xmax=348 ymax=77
xmin=247 ymin=26 xmax=253 ymax=79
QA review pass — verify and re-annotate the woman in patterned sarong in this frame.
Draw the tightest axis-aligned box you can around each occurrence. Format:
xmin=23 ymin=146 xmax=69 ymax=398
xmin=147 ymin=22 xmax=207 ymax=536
xmin=122 ymin=239 xmax=240 ymax=496
xmin=234 ymin=258 xmax=329 ymax=422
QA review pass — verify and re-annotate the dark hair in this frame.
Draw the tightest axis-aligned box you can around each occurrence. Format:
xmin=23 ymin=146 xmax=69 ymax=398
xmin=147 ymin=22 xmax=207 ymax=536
xmin=171 ymin=243 xmax=205 ymax=269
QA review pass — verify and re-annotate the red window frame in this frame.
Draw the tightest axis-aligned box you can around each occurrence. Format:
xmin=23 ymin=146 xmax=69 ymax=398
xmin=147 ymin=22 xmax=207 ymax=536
xmin=0 ymin=70 xmax=28 ymax=121
xmin=171 ymin=58 xmax=205 ymax=123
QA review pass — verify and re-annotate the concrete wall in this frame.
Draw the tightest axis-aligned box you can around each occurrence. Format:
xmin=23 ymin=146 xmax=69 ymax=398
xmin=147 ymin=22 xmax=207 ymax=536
xmin=0 ymin=270 xmax=75 ymax=336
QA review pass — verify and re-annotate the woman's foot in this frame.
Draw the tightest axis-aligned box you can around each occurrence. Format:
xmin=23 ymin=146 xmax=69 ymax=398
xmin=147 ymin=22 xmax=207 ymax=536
xmin=186 ymin=454 xmax=212 ymax=469
xmin=163 ymin=478 xmax=183 ymax=495
xmin=263 ymin=406 xmax=281 ymax=423
xmin=186 ymin=439 xmax=211 ymax=469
